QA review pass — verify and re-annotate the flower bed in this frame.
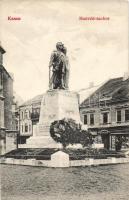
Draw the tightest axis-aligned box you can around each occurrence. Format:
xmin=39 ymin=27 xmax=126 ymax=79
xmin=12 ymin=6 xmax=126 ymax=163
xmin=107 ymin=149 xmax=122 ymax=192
xmin=3 ymin=147 xmax=126 ymax=160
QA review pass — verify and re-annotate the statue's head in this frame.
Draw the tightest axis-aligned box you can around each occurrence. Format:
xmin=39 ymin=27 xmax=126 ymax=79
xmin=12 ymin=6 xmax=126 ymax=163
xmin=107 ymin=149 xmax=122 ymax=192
xmin=56 ymin=42 xmax=64 ymax=50
xmin=62 ymin=46 xmax=67 ymax=55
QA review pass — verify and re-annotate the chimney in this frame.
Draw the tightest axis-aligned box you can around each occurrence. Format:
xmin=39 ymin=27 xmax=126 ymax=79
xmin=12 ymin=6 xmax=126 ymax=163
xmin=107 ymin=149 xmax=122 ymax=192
xmin=89 ymin=82 xmax=94 ymax=88
xmin=123 ymin=72 xmax=129 ymax=81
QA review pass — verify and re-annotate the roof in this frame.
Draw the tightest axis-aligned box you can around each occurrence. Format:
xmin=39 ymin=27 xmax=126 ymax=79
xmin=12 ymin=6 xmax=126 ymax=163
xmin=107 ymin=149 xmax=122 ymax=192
xmin=112 ymin=78 xmax=129 ymax=101
xmin=13 ymin=91 xmax=24 ymax=106
xmin=80 ymin=77 xmax=129 ymax=107
xmin=20 ymin=77 xmax=129 ymax=108
xmin=0 ymin=46 xmax=6 ymax=54
xmin=78 ymin=85 xmax=101 ymax=103
xmin=20 ymin=94 xmax=44 ymax=107
xmin=0 ymin=65 xmax=13 ymax=80
xmin=0 ymin=46 xmax=13 ymax=80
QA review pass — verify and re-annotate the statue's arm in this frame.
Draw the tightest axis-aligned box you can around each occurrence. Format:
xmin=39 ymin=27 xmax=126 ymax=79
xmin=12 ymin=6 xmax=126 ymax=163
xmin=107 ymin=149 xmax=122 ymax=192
xmin=49 ymin=51 xmax=55 ymax=89
xmin=66 ymin=56 xmax=70 ymax=70
xmin=49 ymin=51 xmax=55 ymax=68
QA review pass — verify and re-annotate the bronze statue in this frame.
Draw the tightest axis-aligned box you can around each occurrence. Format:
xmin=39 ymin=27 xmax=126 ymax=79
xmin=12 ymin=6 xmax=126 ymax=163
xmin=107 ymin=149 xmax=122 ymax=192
xmin=49 ymin=42 xmax=70 ymax=90
xmin=62 ymin=47 xmax=70 ymax=90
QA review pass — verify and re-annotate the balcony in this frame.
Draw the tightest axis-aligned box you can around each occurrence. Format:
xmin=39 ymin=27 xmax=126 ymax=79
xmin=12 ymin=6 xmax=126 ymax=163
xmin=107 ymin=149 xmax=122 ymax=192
xmin=30 ymin=112 xmax=40 ymax=122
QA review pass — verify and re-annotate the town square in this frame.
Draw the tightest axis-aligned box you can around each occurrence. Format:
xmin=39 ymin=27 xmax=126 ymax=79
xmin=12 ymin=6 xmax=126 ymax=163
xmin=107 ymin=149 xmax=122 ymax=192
xmin=0 ymin=0 xmax=129 ymax=200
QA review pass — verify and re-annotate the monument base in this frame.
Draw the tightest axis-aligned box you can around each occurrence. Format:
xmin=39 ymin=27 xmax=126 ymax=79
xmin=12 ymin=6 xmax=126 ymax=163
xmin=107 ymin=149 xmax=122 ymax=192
xmin=25 ymin=89 xmax=81 ymax=148
xmin=26 ymin=136 xmax=62 ymax=148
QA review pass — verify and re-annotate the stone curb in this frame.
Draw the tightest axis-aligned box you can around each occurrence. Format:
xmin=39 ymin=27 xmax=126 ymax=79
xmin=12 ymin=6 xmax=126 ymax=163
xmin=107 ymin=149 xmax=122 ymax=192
xmin=1 ymin=157 xmax=129 ymax=168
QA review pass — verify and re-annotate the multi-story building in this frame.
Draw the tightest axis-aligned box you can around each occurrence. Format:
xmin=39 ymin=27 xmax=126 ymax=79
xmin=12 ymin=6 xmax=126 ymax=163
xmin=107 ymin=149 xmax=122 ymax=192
xmin=0 ymin=46 xmax=5 ymax=133
xmin=18 ymin=94 xmax=43 ymax=143
xmin=0 ymin=45 xmax=16 ymax=154
xmin=80 ymin=77 xmax=129 ymax=150
xmin=17 ymin=76 xmax=129 ymax=150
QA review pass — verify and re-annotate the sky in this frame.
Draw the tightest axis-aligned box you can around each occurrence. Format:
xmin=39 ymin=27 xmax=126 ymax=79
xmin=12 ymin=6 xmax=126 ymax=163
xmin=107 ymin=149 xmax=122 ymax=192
xmin=0 ymin=0 xmax=128 ymax=101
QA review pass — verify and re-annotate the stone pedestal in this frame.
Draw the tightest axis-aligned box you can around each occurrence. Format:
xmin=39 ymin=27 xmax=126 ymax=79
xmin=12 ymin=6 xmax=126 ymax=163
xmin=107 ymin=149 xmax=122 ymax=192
xmin=26 ymin=89 xmax=81 ymax=148
xmin=51 ymin=151 xmax=69 ymax=167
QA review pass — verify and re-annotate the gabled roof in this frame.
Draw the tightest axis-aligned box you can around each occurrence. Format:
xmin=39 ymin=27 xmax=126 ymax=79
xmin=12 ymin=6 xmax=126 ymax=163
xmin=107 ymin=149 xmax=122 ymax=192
xmin=0 ymin=65 xmax=13 ymax=80
xmin=13 ymin=91 xmax=24 ymax=106
xmin=78 ymin=85 xmax=101 ymax=103
xmin=80 ymin=77 xmax=129 ymax=107
xmin=112 ymin=78 xmax=129 ymax=101
xmin=20 ymin=94 xmax=44 ymax=107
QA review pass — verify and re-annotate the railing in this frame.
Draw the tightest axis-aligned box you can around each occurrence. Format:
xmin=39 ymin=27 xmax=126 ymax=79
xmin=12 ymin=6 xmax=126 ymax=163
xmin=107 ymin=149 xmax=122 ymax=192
xmin=30 ymin=113 xmax=39 ymax=121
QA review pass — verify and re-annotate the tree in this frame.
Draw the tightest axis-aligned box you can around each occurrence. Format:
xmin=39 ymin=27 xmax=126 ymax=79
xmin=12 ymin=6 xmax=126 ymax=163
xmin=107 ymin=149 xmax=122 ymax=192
xmin=50 ymin=118 xmax=93 ymax=148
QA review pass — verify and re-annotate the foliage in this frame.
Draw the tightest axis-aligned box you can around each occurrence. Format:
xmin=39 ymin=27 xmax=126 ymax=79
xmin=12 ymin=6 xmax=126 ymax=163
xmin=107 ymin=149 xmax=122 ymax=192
xmin=50 ymin=118 xmax=93 ymax=148
xmin=93 ymin=135 xmax=102 ymax=144
xmin=116 ymin=136 xmax=129 ymax=151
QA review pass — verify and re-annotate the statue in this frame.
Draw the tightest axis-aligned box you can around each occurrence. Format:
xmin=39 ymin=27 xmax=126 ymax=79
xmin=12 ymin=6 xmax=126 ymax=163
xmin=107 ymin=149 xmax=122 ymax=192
xmin=49 ymin=42 xmax=70 ymax=90
xmin=62 ymin=46 xmax=70 ymax=90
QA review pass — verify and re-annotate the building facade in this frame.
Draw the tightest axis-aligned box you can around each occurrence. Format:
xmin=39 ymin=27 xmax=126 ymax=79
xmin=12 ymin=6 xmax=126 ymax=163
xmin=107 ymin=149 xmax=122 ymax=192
xmin=80 ymin=77 xmax=129 ymax=150
xmin=0 ymin=47 xmax=5 ymax=132
xmin=0 ymin=45 xmax=17 ymax=154
xmin=18 ymin=94 xmax=43 ymax=143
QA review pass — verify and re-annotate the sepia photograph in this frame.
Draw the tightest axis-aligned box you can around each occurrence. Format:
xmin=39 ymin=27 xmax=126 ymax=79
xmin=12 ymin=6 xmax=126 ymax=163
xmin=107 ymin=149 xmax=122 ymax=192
xmin=0 ymin=0 xmax=129 ymax=200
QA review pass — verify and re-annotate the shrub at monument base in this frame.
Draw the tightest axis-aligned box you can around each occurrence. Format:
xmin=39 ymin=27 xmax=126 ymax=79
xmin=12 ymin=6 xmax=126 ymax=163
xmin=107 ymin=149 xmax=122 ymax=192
xmin=50 ymin=118 xmax=93 ymax=148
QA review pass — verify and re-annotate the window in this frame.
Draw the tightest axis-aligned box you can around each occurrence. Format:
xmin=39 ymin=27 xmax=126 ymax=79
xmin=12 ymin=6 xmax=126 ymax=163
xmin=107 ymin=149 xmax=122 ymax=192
xmin=29 ymin=124 xmax=31 ymax=132
xmin=36 ymin=108 xmax=40 ymax=113
xmin=117 ymin=110 xmax=121 ymax=122
xmin=90 ymin=113 xmax=94 ymax=125
xmin=25 ymin=110 xmax=28 ymax=119
xmin=0 ymin=71 xmax=3 ymax=87
xmin=33 ymin=108 xmax=40 ymax=114
xmin=125 ymin=109 xmax=129 ymax=121
xmin=22 ymin=111 xmax=24 ymax=119
xmin=29 ymin=111 xmax=31 ymax=118
xmin=102 ymin=112 xmax=108 ymax=124
xmin=99 ymin=101 xmax=105 ymax=107
xmin=84 ymin=115 xmax=87 ymax=125
xmin=33 ymin=109 xmax=36 ymax=114
xmin=25 ymin=124 xmax=28 ymax=132
xmin=0 ymin=53 xmax=3 ymax=65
